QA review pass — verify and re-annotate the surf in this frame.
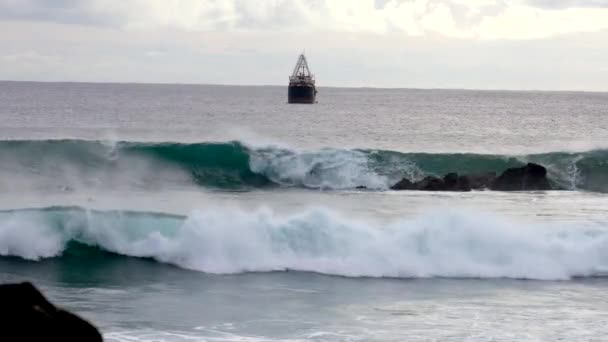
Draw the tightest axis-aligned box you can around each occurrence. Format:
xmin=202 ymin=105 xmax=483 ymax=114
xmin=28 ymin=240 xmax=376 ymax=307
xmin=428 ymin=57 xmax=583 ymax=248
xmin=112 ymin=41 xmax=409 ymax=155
xmin=1 ymin=206 xmax=608 ymax=280
xmin=0 ymin=139 xmax=606 ymax=192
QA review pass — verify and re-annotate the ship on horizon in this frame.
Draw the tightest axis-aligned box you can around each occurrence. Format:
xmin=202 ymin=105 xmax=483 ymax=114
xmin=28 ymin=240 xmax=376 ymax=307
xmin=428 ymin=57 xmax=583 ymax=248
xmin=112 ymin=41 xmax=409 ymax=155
xmin=288 ymin=53 xmax=317 ymax=104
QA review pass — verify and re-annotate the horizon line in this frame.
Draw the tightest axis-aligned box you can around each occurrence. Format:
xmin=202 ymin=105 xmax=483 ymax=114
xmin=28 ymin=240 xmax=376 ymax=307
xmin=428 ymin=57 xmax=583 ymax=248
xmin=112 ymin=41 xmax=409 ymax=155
xmin=0 ymin=79 xmax=606 ymax=94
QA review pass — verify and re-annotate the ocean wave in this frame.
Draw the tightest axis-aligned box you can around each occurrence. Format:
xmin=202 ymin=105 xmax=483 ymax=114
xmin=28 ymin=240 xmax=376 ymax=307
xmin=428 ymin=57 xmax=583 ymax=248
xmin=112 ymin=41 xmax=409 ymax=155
xmin=1 ymin=206 xmax=608 ymax=280
xmin=0 ymin=139 xmax=606 ymax=191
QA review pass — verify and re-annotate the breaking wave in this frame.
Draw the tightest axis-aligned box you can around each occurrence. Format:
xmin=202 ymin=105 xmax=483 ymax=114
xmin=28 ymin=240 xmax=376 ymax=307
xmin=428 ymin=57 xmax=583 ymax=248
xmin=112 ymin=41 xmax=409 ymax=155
xmin=0 ymin=139 xmax=606 ymax=191
xmin=1 ymin=206 xmax=608 ymax=280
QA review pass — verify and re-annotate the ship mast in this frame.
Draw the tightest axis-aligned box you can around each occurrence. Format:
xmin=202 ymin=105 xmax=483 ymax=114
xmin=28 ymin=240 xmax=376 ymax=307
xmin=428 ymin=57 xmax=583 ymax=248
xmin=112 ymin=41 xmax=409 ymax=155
xmin=290 ymin=53 xmax=314 ymax=81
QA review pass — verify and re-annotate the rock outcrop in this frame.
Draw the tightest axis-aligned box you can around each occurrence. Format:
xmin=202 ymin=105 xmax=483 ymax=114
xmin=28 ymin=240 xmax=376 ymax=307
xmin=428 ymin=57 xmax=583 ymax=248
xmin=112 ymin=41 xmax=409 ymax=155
xmin=390 ymin=173 xmax=470 ymax=191
xmin=415 ymin=176 xmax=445 ymax=191
xmin=390 ymin=177 xmax=415 ymax=190
xmin=490 ymin=162 xmax=552 ymax=191
xmin=0 ymin=282 xmax=102 ymax=341
xmin=467 ymin=172 xmax=497 ymax=189
xmin=390 ymin=163 xmax=553 ymax=192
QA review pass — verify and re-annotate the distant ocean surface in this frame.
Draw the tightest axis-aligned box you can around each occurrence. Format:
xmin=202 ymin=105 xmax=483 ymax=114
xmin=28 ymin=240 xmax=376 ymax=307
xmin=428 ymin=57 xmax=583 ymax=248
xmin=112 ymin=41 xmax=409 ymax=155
xmin=0 ymin=81 xmax=607 ymax=341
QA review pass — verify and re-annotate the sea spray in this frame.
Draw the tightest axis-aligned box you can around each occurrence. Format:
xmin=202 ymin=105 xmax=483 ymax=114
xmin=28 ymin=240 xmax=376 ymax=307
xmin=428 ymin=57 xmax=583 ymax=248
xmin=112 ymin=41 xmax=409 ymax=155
xmin=1 ymin=206 xmax=608 ymax=280
xmin=249 ymin=147 xmax=390 ymax=189
xmin=0 ymin=139 xmax=606 ymax=191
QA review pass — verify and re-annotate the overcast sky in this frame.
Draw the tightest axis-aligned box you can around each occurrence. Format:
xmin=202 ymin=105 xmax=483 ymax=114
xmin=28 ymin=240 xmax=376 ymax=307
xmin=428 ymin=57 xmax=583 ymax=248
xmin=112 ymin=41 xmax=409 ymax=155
xmin=0 ymin=0 xmax=607 ymax=90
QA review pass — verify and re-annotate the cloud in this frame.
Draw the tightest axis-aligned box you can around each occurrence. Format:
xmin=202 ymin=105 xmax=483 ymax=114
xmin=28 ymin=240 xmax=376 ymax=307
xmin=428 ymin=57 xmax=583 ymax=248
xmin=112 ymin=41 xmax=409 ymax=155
xmin=1 ymin=0 xmax=608 ymax=40
xmin=0 ymin=0 xmax=116 ymax=26
xmin=527 ymin=0 xmax=608 ymax=9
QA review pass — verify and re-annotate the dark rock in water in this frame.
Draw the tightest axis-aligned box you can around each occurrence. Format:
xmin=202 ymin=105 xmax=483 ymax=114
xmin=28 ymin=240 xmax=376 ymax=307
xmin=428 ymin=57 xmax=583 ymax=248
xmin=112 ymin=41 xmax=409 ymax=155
xmin=443 ymin=173 xmax=471 ymax=191
xmin=0 ymin=282 xmax=102 ymax=341
xmin=390 ymin=178 xmax=416 ymax=190
xmin=491 ymin=163 xmax=552 ymax=191
xmin=416 ymin=176 xmax=445 ymax=191
xmin=391 ymin=173 xmax=471 ymax=191
xmin=390 ymin=163 xmax=553 ymax=192
xmin=355 ymin=185 xmax=368 ymax=190
xmin=457 ymin=175 xmax=472 ymax=192
xmin=443 ymin=173 xmax=459 ymax=189
xmin=467 ymin=172 xmax=497 ymax=190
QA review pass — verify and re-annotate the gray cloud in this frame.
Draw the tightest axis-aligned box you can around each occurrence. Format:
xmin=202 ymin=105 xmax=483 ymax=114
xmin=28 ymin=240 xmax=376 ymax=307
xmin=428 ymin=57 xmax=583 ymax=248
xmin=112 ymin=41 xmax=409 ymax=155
xmin=0 ymin=0 xmax=120 ymax=26
xmin=433 ymin=0 xmax=508 ymax=29
xmin=0 ymin=0 xmax=607 ymax=39
xmin=0 ymin=0 xmax=331 ymax=32
xmin=527 ymin=0 xmax=608 ymax=9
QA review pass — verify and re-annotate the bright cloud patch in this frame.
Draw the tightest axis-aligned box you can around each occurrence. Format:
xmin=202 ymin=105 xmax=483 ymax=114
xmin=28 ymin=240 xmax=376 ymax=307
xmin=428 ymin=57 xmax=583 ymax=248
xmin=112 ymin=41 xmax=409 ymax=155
xmin=1 ymin=0 xmax=608 ymax=39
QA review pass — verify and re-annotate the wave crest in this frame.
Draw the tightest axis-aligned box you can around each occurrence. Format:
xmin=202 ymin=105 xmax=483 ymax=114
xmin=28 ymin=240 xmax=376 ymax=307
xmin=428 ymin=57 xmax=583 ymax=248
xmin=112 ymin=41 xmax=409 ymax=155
xmin=1 ymin=206 xmax=608 ymax=280
xmin=0 ymin=139 xmax=606 ymax=191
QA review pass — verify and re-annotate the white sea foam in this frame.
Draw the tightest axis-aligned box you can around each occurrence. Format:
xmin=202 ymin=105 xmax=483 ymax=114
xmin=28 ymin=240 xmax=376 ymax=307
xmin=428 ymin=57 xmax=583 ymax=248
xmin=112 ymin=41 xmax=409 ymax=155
xmin=1 ymin=206 xmax=608 ymax=280
xmin=0 ymin=210 xmax=65 ymax=259
xmin=105 ymin=329 xmax=304 ymax=342
xmin=249 ymin=148 xmax=392 ymax=189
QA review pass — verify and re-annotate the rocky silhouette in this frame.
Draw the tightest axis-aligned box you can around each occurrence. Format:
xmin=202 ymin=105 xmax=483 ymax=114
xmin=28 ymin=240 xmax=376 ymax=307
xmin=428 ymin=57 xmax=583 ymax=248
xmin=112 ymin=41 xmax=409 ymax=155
xmin=390 ymin=163 xmax=553 ymax=192
xmin=491 ymin=163 xmax=552 ymax=191
xmin=0 ymin=282 xmax=102 ymax=341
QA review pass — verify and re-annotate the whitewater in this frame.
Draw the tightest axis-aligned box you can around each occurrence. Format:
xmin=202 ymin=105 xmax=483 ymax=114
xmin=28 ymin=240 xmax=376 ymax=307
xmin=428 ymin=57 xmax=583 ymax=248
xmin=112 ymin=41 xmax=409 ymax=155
xmin=1 ymin=139 xmax=607 ymax=192
xmin=1 ymin=82 xmax=607 ymax=341
xmin=2 ymin=205 xmax=608 ymax=280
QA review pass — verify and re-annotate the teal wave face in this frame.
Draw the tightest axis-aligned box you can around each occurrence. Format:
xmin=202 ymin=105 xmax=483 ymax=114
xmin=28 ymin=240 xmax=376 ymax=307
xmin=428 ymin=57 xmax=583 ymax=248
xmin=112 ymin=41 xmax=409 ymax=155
xmin=0 ymin=139 xmax=606 ymax=192
xmin=366 ymin=150 xmax=608 ymax=192
xmin=524 ymin=150 xmax=608 ymax=193
xmin=121 ymin=141 xmax=272 ymax=188
xmin=2 ymin=206 xmax=608 ymax=280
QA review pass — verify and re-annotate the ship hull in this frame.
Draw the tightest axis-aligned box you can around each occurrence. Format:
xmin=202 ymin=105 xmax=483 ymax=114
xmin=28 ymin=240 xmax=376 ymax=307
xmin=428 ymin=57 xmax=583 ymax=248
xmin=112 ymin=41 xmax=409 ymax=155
xmin=288 ymin=84 xmax=316 ymax=104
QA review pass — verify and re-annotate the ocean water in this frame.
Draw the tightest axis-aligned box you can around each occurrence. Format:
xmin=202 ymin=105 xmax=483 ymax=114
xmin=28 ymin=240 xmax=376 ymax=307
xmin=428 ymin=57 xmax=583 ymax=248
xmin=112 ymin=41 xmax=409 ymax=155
xmin=0 ymin=81 xmax=607 ymax=341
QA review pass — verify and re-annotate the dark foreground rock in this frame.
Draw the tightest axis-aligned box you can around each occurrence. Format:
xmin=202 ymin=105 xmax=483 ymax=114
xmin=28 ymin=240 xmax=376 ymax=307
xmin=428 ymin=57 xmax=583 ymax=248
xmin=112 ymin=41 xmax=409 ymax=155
xmin=390 ymin=163 xmax=553 ymax=192
xmin=0 ymin=282 xmax=102 ymax=341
